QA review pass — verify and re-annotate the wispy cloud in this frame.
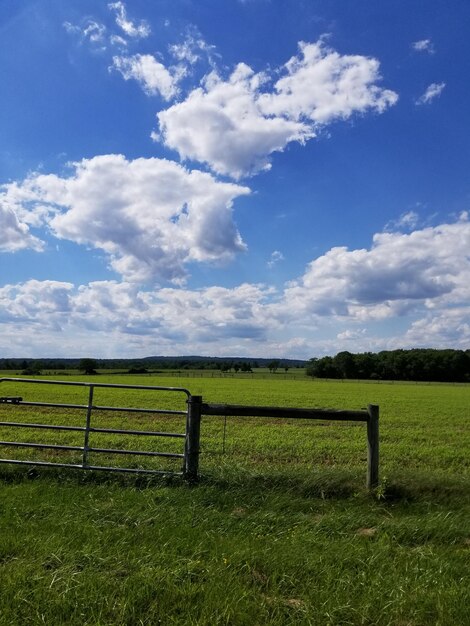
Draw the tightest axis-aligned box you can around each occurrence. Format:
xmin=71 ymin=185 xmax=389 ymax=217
xmin=108 ymin=2 xmax=150 ymax=39
xmin=412 ymin=39 xmax=435 ymax=54
xmin=384 ymin=210 xmax=419 ymax=232
xmin=169 ymin=26 xmax=219 ymax=68
xmin=416 ymin=82 xmax=446 ymax=105
xmin=267 ymin=250 xmax=284 ymax=268
xmin=63 ymin=19 xmax=107 ymax=48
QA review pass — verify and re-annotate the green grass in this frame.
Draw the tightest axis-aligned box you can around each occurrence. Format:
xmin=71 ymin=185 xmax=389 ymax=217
xmin=0 ymin=374 xmax=469 ymax=625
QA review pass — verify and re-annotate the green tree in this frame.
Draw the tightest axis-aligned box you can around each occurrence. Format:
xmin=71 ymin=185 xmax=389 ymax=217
xmin=268 ymin=360 xmax=280 ymax=373
xmin=79 ymin=358 xmax=98 ymax=375
xmin=333 ymin=351 xmax=355 ymax=379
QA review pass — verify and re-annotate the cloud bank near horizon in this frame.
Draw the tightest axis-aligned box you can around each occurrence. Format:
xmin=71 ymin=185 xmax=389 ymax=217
xmin=1 ymin=215 xmax=469 ymax=357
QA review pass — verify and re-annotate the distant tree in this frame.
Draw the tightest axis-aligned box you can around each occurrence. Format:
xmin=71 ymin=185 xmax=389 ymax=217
xmin=306 ymin=348 xmax=470 ymax=383
xmin=21 ymin=360 xmax=42 ymax=376
xmin=79 ymin=358 xmax=98 ymax=375
xmin=268 ymin=360 xmax=280 ymax=373
xmin=128 ymin=367 xmax=148 ymax=374
xmin=334 ymin=351 xmax=355 ymax=379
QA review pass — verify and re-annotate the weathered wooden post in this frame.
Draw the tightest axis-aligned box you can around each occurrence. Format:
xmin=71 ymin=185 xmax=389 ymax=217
xmin=366 ymin=404 xmax=379 ymax=490
xmin=184 ymin=395 xmax=202 ymax=482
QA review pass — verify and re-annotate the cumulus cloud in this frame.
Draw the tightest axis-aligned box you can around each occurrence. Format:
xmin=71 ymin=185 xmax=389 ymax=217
xmin=0 ymin=279 xmax=275 ymax=356
xmin=157 ymin=40 xmax=397 ymax=178
xmin=108 ymin=1 xmax=150 ymax=39
xmin=416 ymin=82 xmax=446 ymax=105
xmin=1 ymin=155 xmax=250 ymax=284
xmin=0 ymin=280 xmax=73 ymax=324
xmin=0 ymin=200 xmax=44 ymax=253
xmin=2 ymin=216 xmax=470 ymax=356
xmin=403 ymin=309 xmax=470 ymax=347
xmin=281 ymin=216 xmax=470 ymax=322
xmin=259 ymin=41 xmax=398 ymax=123
xmin=112 ymin=54 xmax=180 ymax=99
xmin=157 ymin=64 xmax=310 ymax=179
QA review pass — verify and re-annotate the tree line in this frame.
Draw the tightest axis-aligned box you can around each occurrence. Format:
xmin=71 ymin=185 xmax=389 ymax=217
xmin=0 ymin=357 xmax=302 ymax=375
xmin=306 ymin=349 xmax=470 ymax=382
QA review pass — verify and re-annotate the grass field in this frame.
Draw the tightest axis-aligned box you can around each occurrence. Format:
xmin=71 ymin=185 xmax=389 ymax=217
xmin=0 ymin=373 xmax=469 ymax=625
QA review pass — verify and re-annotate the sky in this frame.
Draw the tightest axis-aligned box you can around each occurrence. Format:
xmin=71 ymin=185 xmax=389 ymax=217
xmin=1 ymin=0 xmax=470 ymax=359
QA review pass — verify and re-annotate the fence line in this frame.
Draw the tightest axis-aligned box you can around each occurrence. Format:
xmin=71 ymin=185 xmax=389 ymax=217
xmin=0 ymin=378 xmax=379 ymax=488
xmin=194 ymin=399 xmax=379 ymax=489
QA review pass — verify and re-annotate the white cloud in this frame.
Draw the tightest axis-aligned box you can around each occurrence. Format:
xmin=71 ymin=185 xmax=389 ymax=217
xmin=336 ymin=328 xmax=367 ymax=341
xmin=112 ymin=54 xmax=180 ymax=100
xmin=412 ymin=39 xmax=435 ymax=54
xmin=281 ymin=216 xmax=470 ymax=322
xmin=110 ymin=34 xmax=128 ymax=48
xmin=403 ymin=309 xmax=470 ymax=347
xmin=0 ymin=199 xmax=44 ymax=253
xmin=169 ymin=28 xmax=218 ymax=68
xmin=0 ymin=280 xmax=73 ymax=324
xmin=2 ymin=155 xmax=250 ymax=284
xmin=416 ymin=82 xmax=446 ymax=105
xmin=384 ymin=210 xmax=419 ymax=232
xmin=108 ymin=2 xmax=150 ymax=39
xmin=157 ymin=64 xmax=310 ymax=179
xmin=259 ymin=41 xmax=398 ymax=123
xmin=0 ymin=279 xmax=276 ymax=357
xmin=157 ymin=40 xmax=397 ymax=178
xmin=267 ymin=250 xmax=284 ymax=268
xmin=2 ymin=216 xmax=470 ymax=356
xmin=63 ymin=19 xmax=107 ymax=46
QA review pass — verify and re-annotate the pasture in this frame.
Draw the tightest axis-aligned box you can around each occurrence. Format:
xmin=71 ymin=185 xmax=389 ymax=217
xmin=0 ymin=373 xmax=469 ymax=625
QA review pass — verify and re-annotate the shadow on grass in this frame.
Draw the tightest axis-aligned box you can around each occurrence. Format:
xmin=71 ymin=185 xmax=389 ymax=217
xmin=0 ymin=464 xmax=468 ymax=507
xmin=377 ymin=473 xmax=470 ymax=506
xmin=201 ymin=468 xmax=360 ymax=499
xmin=200 ymin=465 xmax=470 ymax=506
xmin=0 ymin=464 xmax=183 ymax=490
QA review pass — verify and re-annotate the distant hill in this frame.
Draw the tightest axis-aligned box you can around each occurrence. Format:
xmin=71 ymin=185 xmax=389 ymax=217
xmin=0 ymin=355 xmax=307 ymax=371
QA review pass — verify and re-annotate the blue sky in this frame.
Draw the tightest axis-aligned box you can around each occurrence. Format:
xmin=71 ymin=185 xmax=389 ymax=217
xmin=1 ymin=0 xmax=470 ymax=358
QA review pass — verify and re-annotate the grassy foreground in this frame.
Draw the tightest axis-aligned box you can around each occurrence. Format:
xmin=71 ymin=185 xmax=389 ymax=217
xmin=0 ymin=374 xmax=469 ymax=625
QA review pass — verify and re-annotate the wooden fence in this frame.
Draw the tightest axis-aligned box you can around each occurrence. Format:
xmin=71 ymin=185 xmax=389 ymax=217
xmin=185 ymin=397 xmax=379 ymax=489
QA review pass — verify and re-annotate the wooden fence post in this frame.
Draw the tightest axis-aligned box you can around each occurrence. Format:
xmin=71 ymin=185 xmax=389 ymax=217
xmin=366 ymin=404 xmax=379 ymax=490
xmin=184 ymin=395 xmax=202 ymax=482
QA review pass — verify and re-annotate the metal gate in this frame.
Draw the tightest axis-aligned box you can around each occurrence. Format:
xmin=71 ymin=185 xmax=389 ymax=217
xmin=0 ymin=378 xmax=200 ymax=479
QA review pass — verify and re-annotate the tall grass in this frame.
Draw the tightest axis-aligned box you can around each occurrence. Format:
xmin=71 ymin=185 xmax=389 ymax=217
xmin=0 ymin=374 xmax=468 ymax=625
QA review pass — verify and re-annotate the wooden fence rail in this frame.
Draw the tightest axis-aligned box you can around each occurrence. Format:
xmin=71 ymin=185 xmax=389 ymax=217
xmin=185 ymin=397 xmax=379 ymax=490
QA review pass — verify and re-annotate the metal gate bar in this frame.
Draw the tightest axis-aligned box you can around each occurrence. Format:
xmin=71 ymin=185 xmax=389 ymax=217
xmin=0 ymin=421 xmax=186 ymax=438
xmin=0 ymin=378 xmax=192 ymax=477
